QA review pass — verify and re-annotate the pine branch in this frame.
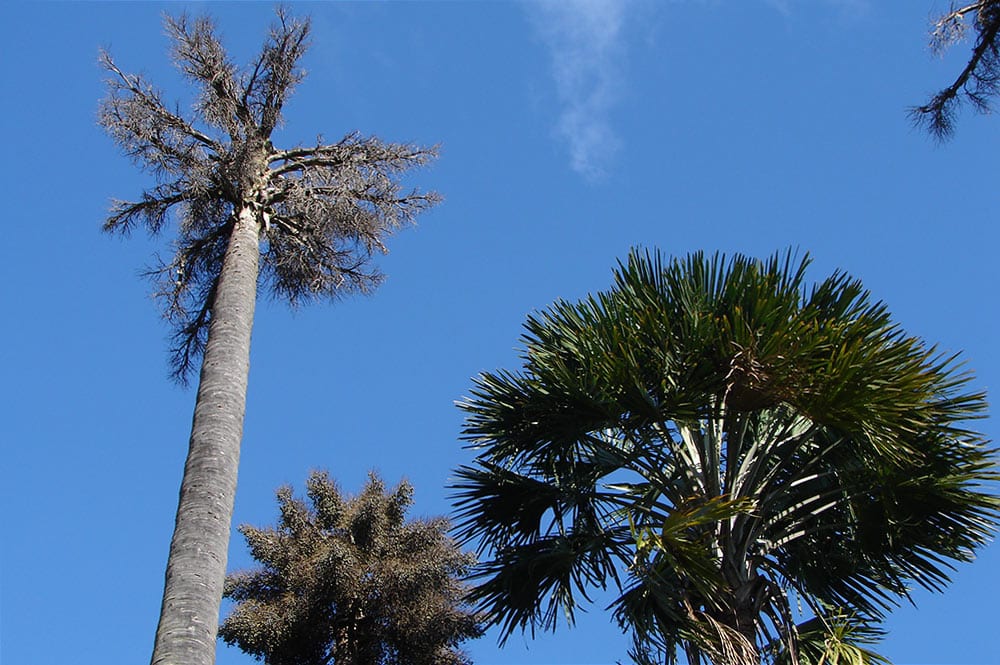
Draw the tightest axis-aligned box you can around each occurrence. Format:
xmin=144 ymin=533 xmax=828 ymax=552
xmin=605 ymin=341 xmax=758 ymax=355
xmin=912 ymin=0 xmax=1000 ymax=138
xmin=100 ymin=51 xmax=221 ymax=151
xmin=105 ymin=189 xmax=188 ymax=234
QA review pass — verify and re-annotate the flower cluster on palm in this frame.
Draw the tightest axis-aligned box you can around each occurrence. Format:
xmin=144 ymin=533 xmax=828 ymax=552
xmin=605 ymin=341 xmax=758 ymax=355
xmin=453 ymin=249 xmax=998 ymax=665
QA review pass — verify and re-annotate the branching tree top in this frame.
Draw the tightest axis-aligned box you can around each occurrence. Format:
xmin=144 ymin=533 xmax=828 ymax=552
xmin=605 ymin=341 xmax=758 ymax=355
xmin=221 ymin=471 xmax=484 ymax=665
xmin=912 ymin=0 xmax=1000 ymax=138
xmin=100 ymin=9 xmax=439 ymax=381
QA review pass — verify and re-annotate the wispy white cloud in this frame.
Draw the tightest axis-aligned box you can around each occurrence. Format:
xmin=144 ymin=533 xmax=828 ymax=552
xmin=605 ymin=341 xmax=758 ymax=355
xmin=526 ymin=0 xmax=630 ymax=181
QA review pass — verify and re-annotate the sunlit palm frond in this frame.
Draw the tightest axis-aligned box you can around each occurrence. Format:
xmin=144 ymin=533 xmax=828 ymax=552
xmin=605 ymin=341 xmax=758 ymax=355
xmin=770 ymin=608 xmax=890 ymax=665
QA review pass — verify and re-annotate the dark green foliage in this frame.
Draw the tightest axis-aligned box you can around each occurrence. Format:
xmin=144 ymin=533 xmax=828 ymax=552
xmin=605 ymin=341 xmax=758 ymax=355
xmin=221 ymin=471 xmax=483 ymax=665
xmin=453 ymin=248 xmax=999 ymax=665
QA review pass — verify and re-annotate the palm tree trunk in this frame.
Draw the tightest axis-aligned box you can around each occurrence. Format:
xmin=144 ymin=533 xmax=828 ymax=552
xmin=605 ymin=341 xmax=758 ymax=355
xmin=151 ymin=206 xmax=260 ymax=665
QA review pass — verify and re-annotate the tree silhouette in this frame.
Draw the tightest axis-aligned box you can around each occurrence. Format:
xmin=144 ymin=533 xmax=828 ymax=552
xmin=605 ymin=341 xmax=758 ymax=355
xmin=221 ymin=471 xmax=483 ymax=665
xmin=453 ymin=249 xmax=998 ymax=665
xmin=99 ymin=11 xmax=438 ymax=665
xmin=912 ymin=0 xmax=1000 ymax=138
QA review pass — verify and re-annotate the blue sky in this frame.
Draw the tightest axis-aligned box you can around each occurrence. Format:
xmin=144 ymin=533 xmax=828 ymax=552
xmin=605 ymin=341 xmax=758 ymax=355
xmin=1 ymin=1 xmax=998 ymax=664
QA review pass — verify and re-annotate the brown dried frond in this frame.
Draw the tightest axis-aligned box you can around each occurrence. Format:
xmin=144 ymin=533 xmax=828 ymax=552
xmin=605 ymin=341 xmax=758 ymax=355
xmin=724 ymin=343 xmax=777 ymax=412
xmin=685 ymin=611 xmax=758 ymax=665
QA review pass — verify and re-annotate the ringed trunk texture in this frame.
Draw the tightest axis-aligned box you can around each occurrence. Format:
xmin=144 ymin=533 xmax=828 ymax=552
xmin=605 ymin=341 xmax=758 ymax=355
xmin=151 ymin=207 xmax=260 ymax=665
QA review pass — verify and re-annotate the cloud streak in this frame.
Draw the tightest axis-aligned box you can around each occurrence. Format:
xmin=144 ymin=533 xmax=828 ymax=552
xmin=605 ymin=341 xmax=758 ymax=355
xmin=527 ymin=0 xmax=629 ymax=181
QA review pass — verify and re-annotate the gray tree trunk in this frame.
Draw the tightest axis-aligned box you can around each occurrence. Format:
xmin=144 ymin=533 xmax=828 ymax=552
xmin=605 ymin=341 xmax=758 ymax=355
xmin=150 ymin=207 xmax=260 ymax=665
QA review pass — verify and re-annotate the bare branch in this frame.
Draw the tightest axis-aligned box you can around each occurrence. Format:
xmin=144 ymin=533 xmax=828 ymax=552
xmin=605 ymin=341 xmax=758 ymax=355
xmin=255 ymin=8 xmax=311 ymax=136
xmin=929 ymin=3 xmax=982 ymax=54
xmin=105 ymin=188 xmax=188 ymax=235
xmin=913 ymin=0 xmax=1000 ymax=138
xmin=166 ymin=287 xmax=214 ymax=386
xmin=100 ymin=51 xmax=221 ymax=152
xmin=239 ymin=55 xmax=266 ymax=127
xmin=269 ymin=133 xmax=440 ymax=176
xmin=148 ymin=219 xmax=232 ymax=384
xmin=164 ymin=14 xmax=255 ymax=140
xmin=101 ymin=9 xmax=439 ymax=381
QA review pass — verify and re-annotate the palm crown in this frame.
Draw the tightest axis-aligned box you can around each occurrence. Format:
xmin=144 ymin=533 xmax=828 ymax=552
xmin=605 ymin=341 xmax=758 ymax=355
xmin=452 ymin=249 xmax=998 ymax=665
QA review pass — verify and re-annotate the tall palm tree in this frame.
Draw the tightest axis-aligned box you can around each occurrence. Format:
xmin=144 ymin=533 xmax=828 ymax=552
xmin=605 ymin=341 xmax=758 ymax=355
xmin=452 ymin=249 xmax=998 ymax=665
xmin=99 ymin=11 xmax=438 ymax=665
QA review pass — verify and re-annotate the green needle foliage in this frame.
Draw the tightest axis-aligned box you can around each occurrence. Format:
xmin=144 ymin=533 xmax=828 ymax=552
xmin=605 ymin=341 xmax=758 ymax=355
xmin=452 ymin=248 xmax=999 ymax=665
xmin=221 ymin=471 xmax=483 ymax=665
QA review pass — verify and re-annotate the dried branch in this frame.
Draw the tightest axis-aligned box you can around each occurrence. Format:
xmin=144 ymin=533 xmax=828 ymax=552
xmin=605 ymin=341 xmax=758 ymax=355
xmin=912 ymin=0 xmax=1000 ymax=138
xmin=270 ymin=133 xmax=440 ymax=176
xmin=255 ymin=8 xmax=311 ymax=136
xmin=168 ymin=283 xmax=215 ymax=385
xmin=100 ymin=52 xmax=221 ymax=153
xmin=101 ymin=9 xmax=439 ymax=382
xmin=105 ymin=188 xmax=188 ymax=235
xmin=165 ymin=14 xmax=248 ymax=139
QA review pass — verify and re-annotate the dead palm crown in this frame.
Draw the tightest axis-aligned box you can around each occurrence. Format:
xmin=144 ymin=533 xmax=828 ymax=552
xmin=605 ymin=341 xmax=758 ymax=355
xmin=452 ymin=249 xmax=999 ymax=665
xmin=100 ymin=10 xmax=438 ymax=665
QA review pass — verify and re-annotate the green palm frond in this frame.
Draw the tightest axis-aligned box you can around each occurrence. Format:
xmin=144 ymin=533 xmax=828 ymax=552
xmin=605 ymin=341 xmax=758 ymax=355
xmin=632 ymin=494 xmax=757 ymax=608
xmin=452 ymin=248 xmax=998 ymax=665
xmin=771 ymin=609 xmax=890 ymax=665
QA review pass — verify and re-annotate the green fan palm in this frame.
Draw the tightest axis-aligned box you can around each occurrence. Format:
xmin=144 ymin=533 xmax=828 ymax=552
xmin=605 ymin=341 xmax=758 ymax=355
xmin=452 ymin=249 xmax=998 ymax=665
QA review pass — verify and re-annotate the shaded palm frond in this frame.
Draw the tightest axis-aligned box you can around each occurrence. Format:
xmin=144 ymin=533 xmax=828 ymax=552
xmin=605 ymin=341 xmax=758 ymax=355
xmin=770 ymin=608 xmax=890 ymax=665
